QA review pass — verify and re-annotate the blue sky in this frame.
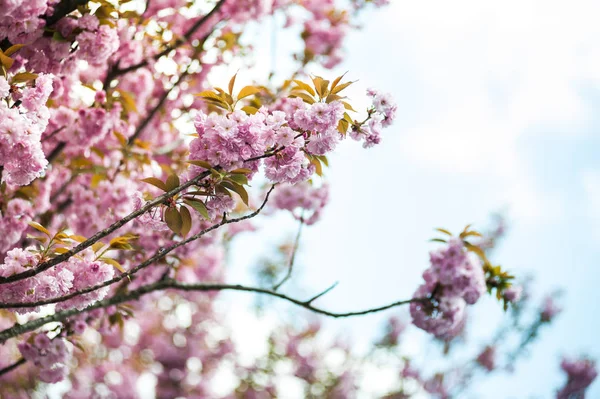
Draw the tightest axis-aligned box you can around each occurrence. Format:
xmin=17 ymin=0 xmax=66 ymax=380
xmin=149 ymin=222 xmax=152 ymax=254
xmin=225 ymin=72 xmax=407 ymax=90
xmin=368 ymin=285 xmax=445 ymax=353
xmin=217 ymin=1 xmax=600 ymax=397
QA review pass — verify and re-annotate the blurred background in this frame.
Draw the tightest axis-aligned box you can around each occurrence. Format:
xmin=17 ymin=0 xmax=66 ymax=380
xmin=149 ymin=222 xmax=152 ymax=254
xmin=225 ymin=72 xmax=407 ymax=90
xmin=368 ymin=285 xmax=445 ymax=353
xmin=207 ymin=0 xmax=600 ymax=397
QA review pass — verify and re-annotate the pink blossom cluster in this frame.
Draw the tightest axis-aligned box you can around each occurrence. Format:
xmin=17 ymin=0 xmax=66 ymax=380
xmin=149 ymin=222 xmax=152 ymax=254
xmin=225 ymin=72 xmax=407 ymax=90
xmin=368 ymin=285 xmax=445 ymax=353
xmin=271 ymin=182 xmax=329 ymax=225
xmin=0 ymin=247 xmax=114 ymax=313
xmin=18 ymin=334 xmax=72 ymax=383
xmin=46 ymin=102 xmax=123 ymax=152
xmin=0 ymin=247 xmax=72 ymax=314
xmin=350 ymin=89 xmax=398 ymax=148
xmin=0 ymin=0 xmax=49 ymax=44
xmin=0 ymin=73 xmax=53 ymax=186
xmin=300 ymin=0 xmax=347 ymax=68
xmin=76 ymin=22 xmax=120 ymax=67
xmin=0 ymin=199 xmax=33 ymax=254
xmin=410 ymin=239 xmax=486 ymax=338
xmin=190 ymin=99 xmax=342 ymax=183
xmin=557 ymin=357 xmax=597 ymax=399
xmin=190 ymin=109 xmax=278 ymax=172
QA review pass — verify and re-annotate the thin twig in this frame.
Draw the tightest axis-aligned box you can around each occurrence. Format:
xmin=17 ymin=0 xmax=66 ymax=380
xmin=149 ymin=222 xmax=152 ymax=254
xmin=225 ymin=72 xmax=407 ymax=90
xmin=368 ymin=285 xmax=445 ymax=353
xmin=303 ymin=282 xmax=339 ymax=305
xmin=0 ymin=358 xmax=26 ymax=376
xmin=273 ymin=216 xmax=304 ymax=290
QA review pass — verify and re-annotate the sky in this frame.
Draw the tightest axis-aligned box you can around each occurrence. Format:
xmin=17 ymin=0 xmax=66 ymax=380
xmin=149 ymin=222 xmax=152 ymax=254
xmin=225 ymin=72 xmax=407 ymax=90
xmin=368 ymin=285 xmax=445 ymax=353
xmin=218 ymin=0 xmax=600 ymax=398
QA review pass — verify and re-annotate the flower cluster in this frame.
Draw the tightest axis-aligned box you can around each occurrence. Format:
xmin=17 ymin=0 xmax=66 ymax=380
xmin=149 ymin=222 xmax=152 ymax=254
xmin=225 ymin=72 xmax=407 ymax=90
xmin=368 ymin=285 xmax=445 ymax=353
xmin=350 ymin=89 xmax=398 ymax=148
xmin=557 ymin=357 xmax=597 ymax=399
xmin=271 ymin=182 xmax=329 ymax=225
xmin=0 ymin=0 xmax=48 ymax=43
xmin=0 ymin=247 xmax=114 ymax=314
xmin=0 ymin=199 xmax=33 ymax=254
xmin=18 ymin=334 xmax=72 ymax=383
xmin=190 ymin=98 xmax=349 ymax=186
xmin=76 ymin=18 xmax=120 ymax=67
xmin=410 ymin=239 xmax=486 ymax=338
xmin=0 ymin=74 xmax=53 ymax=186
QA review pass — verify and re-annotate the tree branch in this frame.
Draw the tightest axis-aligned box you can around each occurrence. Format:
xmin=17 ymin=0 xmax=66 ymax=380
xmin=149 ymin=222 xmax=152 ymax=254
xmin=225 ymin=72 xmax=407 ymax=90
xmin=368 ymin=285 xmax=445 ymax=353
xmin=0 ymin=357 xmax=26 ymax=376
xmin=0 ymin=171 xmax=211 ymax=285
xmin=0 ymin=185 xmax=277 ymax=309
xmin=0 ymin=279 xmax=423 ymax=344
xmin=43 ymin=0 xmax=89 ymax=27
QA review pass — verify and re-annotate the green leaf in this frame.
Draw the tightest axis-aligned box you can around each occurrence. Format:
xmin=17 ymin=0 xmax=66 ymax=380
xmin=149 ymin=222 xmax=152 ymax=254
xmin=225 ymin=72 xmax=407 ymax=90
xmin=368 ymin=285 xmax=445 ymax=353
xmin=11 ymin=72 xmax=38 ymax=84
xmin=28 ymin=222 xmax=51 ymax=236
xmin=140 ymin=177 xmax=167 ymax=192
xmin=231 ymin=168 xmax=252 ymax=174
xmin=436 ymin=228 xmax=453 ymax=236
xmin=227 ymin=173 xmax=248 ymax=185
xmin=220 ymin=181 xmax=249 ymax=205
xmin=237 ymin=86 xmax=260 ymax=100
xmin=187 ymin=160 xmax=213 ymax=169
xmin=164 ymin=207 xmax=183 ymax=234
xmin=184 ymin=198 xmax=210 ymax=219
xmin=179 ymin=206 xmax=192 ymax=238
xmin=165 ymin=174 xmax=180 ymax=191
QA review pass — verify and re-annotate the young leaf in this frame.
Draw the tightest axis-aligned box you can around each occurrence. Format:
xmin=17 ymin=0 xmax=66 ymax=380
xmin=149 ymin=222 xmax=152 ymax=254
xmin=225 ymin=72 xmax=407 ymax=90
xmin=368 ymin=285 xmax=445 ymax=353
xmin=237 ymin=86 xmax=260 ymax=100
xmin=141 ymin=177 xmax=167 ymax=192
xmin=241 ymin=105 xmax=259 ymax=115
xmin=436 ymin=228 xmax=453 ymax=236
xmin=54 ymin=247 xmax=71 ymax=255
xmin=0 ymin=52 xmax=14 ymax=70
xmin=292 ymin=80 xmax=316 ymax=96
xmin=179 ymin=206 xmax=192 ymax=238
xmin=4 ymin=44 xmax=25 ymax=57
xmin=309 ymin=156 xmax=323 ymax=176
xmin=228 ymin=73 xmax=237 ymax=95
xmin=101 ymin=257 xmax=126 ymax=273
xmin=28 ymin=222 xmax=51 ymax=236
xmin=184 ymin=198 xmax=210 ymax=220
xmin=164 ymin=207 xmax=183 ymax=235
xmin=331 ymin=81 xmax=353 ymax=95
xmin=290 ymin=92 xmax=316 ymax=104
